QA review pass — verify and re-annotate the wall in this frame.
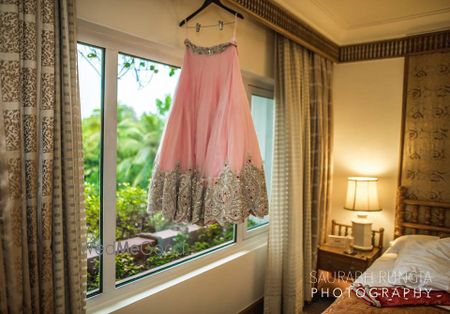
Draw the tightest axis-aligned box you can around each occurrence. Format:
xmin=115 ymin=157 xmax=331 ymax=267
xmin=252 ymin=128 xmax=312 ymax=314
xmin=331 ymin=58 xmax=405 ymax=248
xmin=77 ymin=1 xmax=273 ymax=313
xmin=114 ymin=245 xmax=267 ymax=314
xmin=77 ymin=0 xmax=274 ymax=79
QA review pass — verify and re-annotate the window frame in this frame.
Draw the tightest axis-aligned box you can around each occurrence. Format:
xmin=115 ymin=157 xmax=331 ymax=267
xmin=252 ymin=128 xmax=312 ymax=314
xmin=78 ymin=20 xmax=273 ymax=310
xmin=77 ymin=41 xmax=106 ymax=297
xmin=243 ymin=76 xmax=274 ymax=239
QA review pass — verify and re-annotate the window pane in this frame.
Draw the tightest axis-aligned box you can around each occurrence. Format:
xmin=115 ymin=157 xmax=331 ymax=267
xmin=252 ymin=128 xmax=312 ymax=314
xmin=115 ymin=53 xmax=234 ymax=284
xmin=77 ymin=43 xmax=104 ymax=293
xmin=248 ymin=94 xmax=273 ymax=230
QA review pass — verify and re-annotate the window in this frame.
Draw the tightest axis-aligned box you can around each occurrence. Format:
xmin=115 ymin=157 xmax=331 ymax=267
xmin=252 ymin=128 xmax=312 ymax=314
xmin=77 ymin=29 xmax=273 ymax=302
xmin=247 ymin=94 xmax=274 ymax=230
xmin=78 ymin=42 xmax=104 ymax=294
xmin=79 ymin=43 xmax=235 ymax=294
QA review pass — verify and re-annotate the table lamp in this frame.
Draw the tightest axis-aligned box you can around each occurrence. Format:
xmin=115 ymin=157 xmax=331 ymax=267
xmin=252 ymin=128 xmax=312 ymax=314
xmin=344 ymin=177 xmax=381 ymax=251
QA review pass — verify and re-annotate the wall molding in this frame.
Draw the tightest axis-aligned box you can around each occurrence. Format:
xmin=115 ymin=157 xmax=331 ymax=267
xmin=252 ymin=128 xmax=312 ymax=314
xmin=228 ymin=0 xmax=450 ymax=63
xmin=228 ymin=0 xmax=340 ymax=61
xmin=339 ymin=30 xmax=450 ymax=62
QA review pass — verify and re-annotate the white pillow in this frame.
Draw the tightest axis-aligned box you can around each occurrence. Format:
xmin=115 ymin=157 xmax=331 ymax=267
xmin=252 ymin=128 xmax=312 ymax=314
xmin=388 ymin=238 xmax=450 ymax=291
xmin=385 ymin=235 xmax=439 ymax=254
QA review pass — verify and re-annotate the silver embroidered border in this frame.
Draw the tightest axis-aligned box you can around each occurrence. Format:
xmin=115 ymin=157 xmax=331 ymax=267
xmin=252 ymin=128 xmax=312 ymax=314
xmin=147 ymin=161 xmax=268 ymax=225
xmin=184 ymin=39 xmax=235 ymax=55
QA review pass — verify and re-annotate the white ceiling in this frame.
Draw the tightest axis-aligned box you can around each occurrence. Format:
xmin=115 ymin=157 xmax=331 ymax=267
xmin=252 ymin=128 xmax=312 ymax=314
xmin=273 ymin=0 xmax=450 ymax=44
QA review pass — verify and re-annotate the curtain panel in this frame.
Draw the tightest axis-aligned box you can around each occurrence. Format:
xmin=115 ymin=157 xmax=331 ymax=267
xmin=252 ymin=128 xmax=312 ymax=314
xmin=0 ymin=0 xmax=86 ymax=312
xmin=264 ymin=34 xmax=333 ymax=314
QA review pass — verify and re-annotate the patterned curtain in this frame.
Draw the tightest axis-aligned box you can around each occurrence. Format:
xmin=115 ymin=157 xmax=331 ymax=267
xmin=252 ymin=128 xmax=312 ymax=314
xmin=264 ymin=34 xmax=333 ymax=314
xmin=0 ymin=0 xmax=86 ymax=313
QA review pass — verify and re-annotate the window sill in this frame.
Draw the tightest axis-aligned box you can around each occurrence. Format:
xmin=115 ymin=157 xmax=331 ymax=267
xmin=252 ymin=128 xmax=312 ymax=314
xmin=87 ymin=231 xmax=268 ymax=313
xmin=245 ymin=222 xmax=269 ymax=239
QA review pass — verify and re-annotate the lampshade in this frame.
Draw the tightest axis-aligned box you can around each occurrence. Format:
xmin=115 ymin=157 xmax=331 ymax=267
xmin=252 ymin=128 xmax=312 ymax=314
xmin=344 ymin=177 xmax=381 ymax=212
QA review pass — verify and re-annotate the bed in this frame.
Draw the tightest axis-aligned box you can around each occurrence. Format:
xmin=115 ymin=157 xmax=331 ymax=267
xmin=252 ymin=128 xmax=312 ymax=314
xmin=322 ymin=187 xmax=450 ymax=314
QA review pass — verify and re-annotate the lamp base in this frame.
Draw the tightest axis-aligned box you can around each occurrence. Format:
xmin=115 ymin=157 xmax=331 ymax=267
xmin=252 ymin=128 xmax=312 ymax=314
xmin=351 ymin=215 xmax=373 ymax=252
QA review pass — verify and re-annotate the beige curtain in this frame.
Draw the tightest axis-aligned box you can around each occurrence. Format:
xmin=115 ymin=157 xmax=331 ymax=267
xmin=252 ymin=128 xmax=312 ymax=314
xmin=264 ymin=35 xmax=333 ymax=314
xmin=0 ymin=0 xmax=86 ymax=313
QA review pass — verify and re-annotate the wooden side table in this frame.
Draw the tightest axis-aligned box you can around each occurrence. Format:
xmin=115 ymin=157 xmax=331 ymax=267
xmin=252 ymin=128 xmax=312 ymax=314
xmin=317 ymin=245 xmax=381 ymax=279
xmin=317 ymin=220 xmax=384 ymax=279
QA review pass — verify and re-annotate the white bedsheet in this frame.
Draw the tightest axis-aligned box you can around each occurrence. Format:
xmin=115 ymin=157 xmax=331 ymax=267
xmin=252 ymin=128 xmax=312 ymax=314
xmin=352 ymin=235 xmax=450 ymax=310
xmin=354 ymin=252 xmax=398 ymax=287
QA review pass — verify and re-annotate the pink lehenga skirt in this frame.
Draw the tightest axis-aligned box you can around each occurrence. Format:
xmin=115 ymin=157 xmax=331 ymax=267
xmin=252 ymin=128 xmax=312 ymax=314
xmin=147 ymin=38 xmax=268 ymax=225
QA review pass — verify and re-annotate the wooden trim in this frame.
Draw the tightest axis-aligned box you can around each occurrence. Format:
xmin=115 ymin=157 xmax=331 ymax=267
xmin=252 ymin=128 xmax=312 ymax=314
xmin=227 ymin=0 xmax=339 ymax=61
xmin=395 ymin=186 xmax=407 ymax=238
xmin=401 ymin=222 xmax=450 ymax=235
xmin=339 ymin=30 xmax=450 ymax=62
xmin=227 ymin=0 xmax=450 ymax=63
xmin=239 ymin=298 xmax=264 ymax=314
xmin=397 ymin=55 xmax=409 ymax=188
xmin=404 ymin=199 xmax=450 ymax=209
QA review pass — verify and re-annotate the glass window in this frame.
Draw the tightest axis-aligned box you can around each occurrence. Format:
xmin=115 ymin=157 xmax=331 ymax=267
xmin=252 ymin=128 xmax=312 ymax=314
xmin=77 ymin=42 xmax=104 ymax=294
xmin=247 ymin=94 xmax=273 ymax=230
xmin=115 ymin=52 xmax=234 ymax=284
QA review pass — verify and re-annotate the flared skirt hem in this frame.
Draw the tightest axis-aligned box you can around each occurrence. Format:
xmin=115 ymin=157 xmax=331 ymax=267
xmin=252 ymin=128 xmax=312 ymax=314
xmin=147 ymin=161 xmax=269 ymax=225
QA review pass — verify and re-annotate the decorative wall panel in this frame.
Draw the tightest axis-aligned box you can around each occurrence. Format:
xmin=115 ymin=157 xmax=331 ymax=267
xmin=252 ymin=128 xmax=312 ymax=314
xmin=229 ymin=0 xmax=340 ymax=61
xmin=400 ymin=51 xmax=450 ymax=202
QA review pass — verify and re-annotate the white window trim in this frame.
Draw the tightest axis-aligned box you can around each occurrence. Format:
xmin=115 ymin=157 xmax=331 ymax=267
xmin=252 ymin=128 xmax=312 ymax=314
xmin=243 ymin=78 xmax=274 ymax=239
xmin=78 ymin=19 xmax=273 ymax=311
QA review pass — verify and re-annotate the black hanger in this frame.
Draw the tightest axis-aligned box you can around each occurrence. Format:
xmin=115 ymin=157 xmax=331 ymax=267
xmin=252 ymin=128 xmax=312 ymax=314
xmin=179 ymin=0 xmax=244 ymax=27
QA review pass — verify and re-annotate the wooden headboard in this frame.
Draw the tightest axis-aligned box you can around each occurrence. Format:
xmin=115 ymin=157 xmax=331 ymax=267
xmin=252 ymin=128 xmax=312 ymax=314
xmin=395 ymin=186 xmax=450 ymax=238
